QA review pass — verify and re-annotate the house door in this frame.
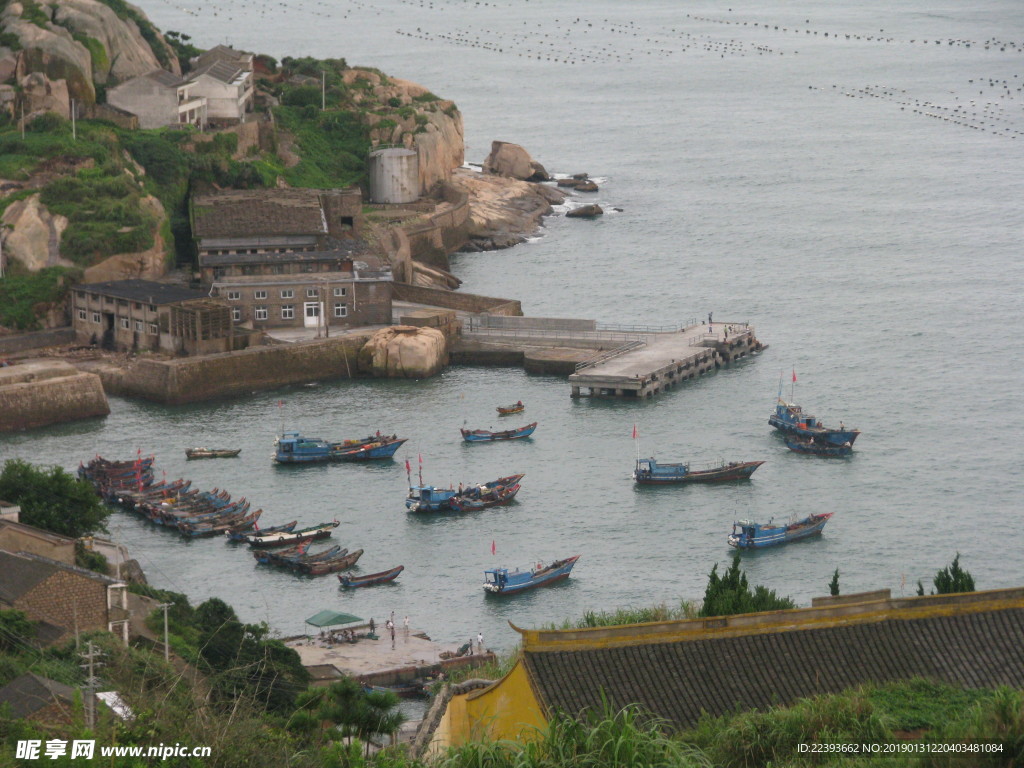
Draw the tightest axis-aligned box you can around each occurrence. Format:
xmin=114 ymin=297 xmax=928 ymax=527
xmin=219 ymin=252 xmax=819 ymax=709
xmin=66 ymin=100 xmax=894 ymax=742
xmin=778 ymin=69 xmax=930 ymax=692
xmin=303 ymin=302 xmax=321 ymax=329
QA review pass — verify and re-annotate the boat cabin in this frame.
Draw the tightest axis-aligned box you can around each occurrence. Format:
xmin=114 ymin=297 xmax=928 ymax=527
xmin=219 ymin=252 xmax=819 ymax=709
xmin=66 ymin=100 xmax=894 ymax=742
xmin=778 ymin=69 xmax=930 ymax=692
xmin=276 ymin=432 xmax=332 ymax=457
xmin=774 ymin=402 xmax=819 ymax=429
xmin=405 ymin=485 xmax=458 ymax=511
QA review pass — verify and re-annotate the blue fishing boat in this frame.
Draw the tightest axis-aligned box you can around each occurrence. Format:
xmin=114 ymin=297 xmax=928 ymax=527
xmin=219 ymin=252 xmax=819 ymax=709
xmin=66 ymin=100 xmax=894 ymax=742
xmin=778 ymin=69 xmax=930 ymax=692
xmin=769 ymin=401 xmax=859 ymax=446
xmin=274 ymin=432 xmax=407 ymax=463
xmin=728 ymin=513 xmax=833 ymax=549
xmin=406 ymin=474 xmax=524 ymax=512
xmin=633 ymin=458 xmax=764 ymax=484
xmin=460 ymin=422 xmax=537 ymax=443
xmin=785 ymin=436 xmax=853 ymax=457
xmin=483 ymin=555 xmax=580 ymax=595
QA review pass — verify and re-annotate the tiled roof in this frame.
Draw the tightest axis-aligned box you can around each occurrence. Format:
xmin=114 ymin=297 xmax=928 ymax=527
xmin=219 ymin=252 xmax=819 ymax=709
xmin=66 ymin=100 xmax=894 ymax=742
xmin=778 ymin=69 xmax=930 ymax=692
xmin=521 ymin=604 xmax=1024 ymax=730
xmin=0 ymin=551 xmax=124 ymax=604
xmin=192 ymin=189 xmax=332 ymax=238
xmin=74 ymin=279 xmax=205 ymax=305
xmin=144 ymin=69 xmax=185 ymax=88
xmin=191 ymin=59 xmax=245 ymax=85
xmin=0 ymin=673 xmax=78 ymax=719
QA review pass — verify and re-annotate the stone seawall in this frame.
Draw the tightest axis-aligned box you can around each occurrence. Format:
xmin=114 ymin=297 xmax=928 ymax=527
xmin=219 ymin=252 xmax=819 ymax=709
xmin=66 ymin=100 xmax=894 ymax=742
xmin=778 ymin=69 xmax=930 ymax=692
xmin=0 ymin=361 xmax=109 ymax=431
xmin=0 ymin=327 xmax=75 ymax=354
xmin=112 ymin=334 xmax=370 ymax=405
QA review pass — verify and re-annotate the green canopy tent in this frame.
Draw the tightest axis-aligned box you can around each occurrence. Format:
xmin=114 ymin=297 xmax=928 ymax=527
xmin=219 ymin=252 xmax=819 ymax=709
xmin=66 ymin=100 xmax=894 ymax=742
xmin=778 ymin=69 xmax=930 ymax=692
xmin=305 ymin=610 xmax=363 ymax=636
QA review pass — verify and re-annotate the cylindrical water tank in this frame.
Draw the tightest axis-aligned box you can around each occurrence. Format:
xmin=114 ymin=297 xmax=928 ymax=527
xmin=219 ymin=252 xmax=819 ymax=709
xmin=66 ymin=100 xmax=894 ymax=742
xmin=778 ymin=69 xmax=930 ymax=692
xmin=368 ymin=147 xmax=419 ymax=204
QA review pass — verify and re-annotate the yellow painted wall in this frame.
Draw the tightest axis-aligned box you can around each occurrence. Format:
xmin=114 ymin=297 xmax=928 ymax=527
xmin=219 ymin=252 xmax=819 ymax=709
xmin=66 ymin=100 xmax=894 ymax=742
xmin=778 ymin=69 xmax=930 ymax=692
xmin=430 ymin=662 xmax=548 ymax=750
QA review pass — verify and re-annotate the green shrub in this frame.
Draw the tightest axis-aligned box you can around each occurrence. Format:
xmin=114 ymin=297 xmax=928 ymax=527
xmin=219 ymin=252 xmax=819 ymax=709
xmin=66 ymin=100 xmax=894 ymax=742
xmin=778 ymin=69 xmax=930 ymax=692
xmin=413 ymin=91 xmax=439 ymax=102
xmin=0 ymin=266 xmax=79 ymax=330
xmin=20 ymin=0 xmax=49 ymax=28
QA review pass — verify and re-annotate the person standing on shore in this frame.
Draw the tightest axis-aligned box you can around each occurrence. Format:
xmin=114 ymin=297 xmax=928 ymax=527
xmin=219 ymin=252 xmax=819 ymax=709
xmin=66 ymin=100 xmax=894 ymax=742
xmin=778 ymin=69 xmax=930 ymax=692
xmin=477 ymin=631 xmax=484 ymax=654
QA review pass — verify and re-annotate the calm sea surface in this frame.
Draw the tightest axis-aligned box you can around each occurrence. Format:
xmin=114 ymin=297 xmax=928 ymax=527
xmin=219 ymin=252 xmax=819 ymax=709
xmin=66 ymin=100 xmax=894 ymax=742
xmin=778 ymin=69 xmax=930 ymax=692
xmin=3 ymin=0 xmax=1023 ymax=652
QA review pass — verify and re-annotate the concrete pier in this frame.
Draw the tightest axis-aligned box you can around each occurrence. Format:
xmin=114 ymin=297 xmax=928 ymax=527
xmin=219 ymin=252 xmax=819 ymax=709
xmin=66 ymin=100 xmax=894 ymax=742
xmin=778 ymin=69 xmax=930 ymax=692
xmin=569 ymin=323 xmax=764 ymax=399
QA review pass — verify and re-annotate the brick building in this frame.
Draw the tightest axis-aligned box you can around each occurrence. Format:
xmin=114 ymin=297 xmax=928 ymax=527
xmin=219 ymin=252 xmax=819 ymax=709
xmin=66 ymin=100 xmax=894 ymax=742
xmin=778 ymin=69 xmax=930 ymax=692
xmin=0 ymin=673 xmax=90 ymax=726
xmin=191 ymin=188 xmax=393 ymax=329
xmin=0 ymin=551 xmax=129 ymax=644
xmin=0 ymin=518 xmax=76 ymax=566
xmin=71 ymin=279 xmax=237 ymax=355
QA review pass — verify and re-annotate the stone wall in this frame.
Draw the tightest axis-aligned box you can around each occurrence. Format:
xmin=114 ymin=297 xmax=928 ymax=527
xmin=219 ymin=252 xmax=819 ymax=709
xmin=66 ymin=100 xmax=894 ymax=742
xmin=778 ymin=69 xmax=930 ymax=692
xmin=0 ymin=362 xmax=109 ymax=432
xmin=116 ymin=334 xmax=370 ymax=404
xmin=0 ymin=522 xmax=76 ymax=566
xmin=14 ymin=571 xmax=109 ymax=640
xmin=0 ymin=328 xmax=75 ymax=354
xmin=384 ymin=182 xmax=470 ymax=281
xmin=392 ymin=284 xmax=521 ymax=316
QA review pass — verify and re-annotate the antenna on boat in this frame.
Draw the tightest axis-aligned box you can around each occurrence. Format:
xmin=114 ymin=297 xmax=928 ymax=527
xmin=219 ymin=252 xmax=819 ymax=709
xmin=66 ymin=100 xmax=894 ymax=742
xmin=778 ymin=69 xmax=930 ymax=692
xmin=790 ymin=367 xmax=797 ymax=403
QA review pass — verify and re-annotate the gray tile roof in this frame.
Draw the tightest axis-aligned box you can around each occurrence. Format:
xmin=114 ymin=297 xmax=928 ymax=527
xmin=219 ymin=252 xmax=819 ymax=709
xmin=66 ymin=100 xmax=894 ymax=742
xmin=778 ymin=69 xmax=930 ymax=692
xmin=191 ymin=59 xmax=244 ymax=85
xmin=0 ymin=673 xmax=78 ymax=719
xmin=144 ymin=69 xmax=186 ymax=88
xmin=192 ymin=189 xmax=332 ymax=239
xmin=75 ymin=279 xmax=205 ymax=305
xmin=0 ymin=550 xmax=124 ymax=604
xmin=522 ymin=606 xmax=1024 ymax=730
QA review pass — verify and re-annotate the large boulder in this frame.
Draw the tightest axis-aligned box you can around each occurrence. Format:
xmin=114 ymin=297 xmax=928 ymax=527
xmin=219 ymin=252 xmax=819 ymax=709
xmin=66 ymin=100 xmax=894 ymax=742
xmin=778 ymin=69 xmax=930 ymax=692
xmin=0 ymin=193 xmax=72 ymax=271
xmin=357 ymin=326 xmax=448 ymax=379
xmin=483 ymin=141 xmax=536 ymax=180
xmin=20 ymin=71 xmax=70 ymax=118
xmin=3 ymin=2 xmax=94 ymax=101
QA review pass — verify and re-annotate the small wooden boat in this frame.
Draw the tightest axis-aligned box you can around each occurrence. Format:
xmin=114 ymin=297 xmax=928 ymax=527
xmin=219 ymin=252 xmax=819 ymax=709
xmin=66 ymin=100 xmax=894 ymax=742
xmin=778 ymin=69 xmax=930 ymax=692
xmin=461 ymin=422 xmax=537 ymax=443
xmin=186 ymin=448 xmax=241 ymax=460
xmin=728 ymin=513 xmax=833 ymax=549
xmin=449 ymin=483 xmax=521 ymax=512
xmin=298 ymin=548 xmax=363 ymax=575
xmin=406 ymin=474 xmax=525 ymax=512
xmin=633 ymin=457 xmax=764 ymax=484
xmin=484 ymin=555 xmax=580 ymax=595
xmin=785 ymin=436 xmax=853 ymax=457
xmin=339 ymin=565 xmax=404 ymax=587
xmin=496 ymin=401 xmax=525 ymax=416
xmin=225 ymin=519 xmax=297 ymax=542
xmin=254 ymin=545 xmax=344 ymax=566
xmin=245 ymin=521 xmax=339 ymax=547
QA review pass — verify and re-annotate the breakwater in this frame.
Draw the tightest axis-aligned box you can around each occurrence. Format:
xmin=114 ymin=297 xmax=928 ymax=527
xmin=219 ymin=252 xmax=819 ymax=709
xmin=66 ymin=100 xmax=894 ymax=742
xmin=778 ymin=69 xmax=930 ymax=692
xmin=0 ymin=361 xmax=109 ymax=431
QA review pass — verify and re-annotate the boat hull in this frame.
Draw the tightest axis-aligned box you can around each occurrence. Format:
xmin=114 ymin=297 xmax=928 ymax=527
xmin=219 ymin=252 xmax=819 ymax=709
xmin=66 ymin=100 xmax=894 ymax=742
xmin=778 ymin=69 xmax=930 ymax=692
xmin=339 ymin=565 xmax=404 ymax=587
xmin=461 ymin=422 xmax=537 ymax=442
xmin=785 ymin=438 xmax=852 ymax=457
xmin=484 ymin=555 xmax=579 ymax=595
xmin=633 ymin=460 xmax=764 ymax=484
xmin=728 ymin=513 xmax=833 ymax=549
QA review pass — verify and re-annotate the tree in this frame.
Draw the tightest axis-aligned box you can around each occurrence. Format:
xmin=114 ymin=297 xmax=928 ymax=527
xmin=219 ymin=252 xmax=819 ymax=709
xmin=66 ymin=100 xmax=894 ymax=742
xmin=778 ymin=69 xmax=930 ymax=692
xmin=0 ymin=459 xmax=109 ymax=538
xmin=699 ymin=554 xmax=796 ymax=617
xmin=286 ymin=677 xmax=404 ymax=752
xmin=829 ymin=568 xmax=840 ymax=596
xmin=932 ymin=553 xmax=975 ymax=595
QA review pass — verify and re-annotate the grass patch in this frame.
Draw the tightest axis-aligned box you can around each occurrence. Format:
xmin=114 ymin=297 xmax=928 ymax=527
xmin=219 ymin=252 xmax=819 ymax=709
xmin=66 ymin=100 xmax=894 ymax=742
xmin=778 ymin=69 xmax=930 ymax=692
xmin=273 ymin=105 xmax=369 ymax=188
xmin=0 ymin=265 xmax=80 ymax=331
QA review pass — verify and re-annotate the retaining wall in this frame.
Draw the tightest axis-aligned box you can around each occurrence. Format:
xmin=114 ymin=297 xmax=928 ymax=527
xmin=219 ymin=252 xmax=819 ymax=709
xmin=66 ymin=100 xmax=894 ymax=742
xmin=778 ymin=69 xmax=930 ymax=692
xmin=117 ymin=334 xmax=370 ymax=404
xmin=0 ymin=363 xmax=109 ymax=431
xmin=393 ymin=284 xmax=522 ymax=316
xmin=0 ymin=328 xmax=75 ymax=355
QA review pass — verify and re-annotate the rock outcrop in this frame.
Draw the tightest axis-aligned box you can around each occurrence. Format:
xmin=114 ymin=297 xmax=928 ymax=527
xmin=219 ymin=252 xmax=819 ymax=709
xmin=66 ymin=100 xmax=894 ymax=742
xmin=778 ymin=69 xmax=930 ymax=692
xmin=345 ymin=69 xmax=464 ymax=195
xmin=566 ymin=204 xmax=604 ymax=218
xmin=1 ymin=0 xmax=178 ymax=105
xmin=357 ymin=326 xmax=448 ymax=379
xmin=482 ymin=141 xmax=549 ymax=181
xmin=449 ymin=168 xmax=566 ymax=251
xmin=0 ymin=194 xmax=72 ymax=271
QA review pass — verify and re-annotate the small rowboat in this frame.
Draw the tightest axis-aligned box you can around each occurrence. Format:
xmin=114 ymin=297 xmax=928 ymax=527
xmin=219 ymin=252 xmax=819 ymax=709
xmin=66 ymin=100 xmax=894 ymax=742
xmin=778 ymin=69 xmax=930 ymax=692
xmin=244 ymin=521 xmax=340 ymax=547
xmin=339 ymin=565 xmax=404 ymax=588
xmin=496 ymin=402 xmax=524 ymax=416
xmin=225 ymin=519 xmax=297 ymax=542
xmin=186 ymin=448 xmax=241 ymax=459
xmin=461 ymin=422 xmax=537 ymax=443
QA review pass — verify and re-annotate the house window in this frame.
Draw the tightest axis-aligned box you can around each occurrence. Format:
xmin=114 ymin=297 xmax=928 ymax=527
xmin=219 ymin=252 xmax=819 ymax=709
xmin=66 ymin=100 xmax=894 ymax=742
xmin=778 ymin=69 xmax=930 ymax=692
xmin=149 ymin=305 xmax=157 ymax=312
xmin=254 ymin=290 xmax=268 ymax=300
xmin=134 ymin=302 xmax=142 ymax=310
xmin=148 ymin=323 xmax=159 ymax=335
xmin=76 ymin=291 xmax=85 ymax=299
xmin=119 ymin=317 xmax=129 ymax=329
xmin=92 ymin=312 xmax=100 ymax=324
xmin=301 ymin=263 xmax=315 ymax=273
xmin=281 ymin=305 xmax=295 ymax=320
xmin=280 ymin=289 xmax=294 ymax=299
xmin=104 ymin=297 xmax=113 ymax=305
xmin=227 ymin=291 xmax=241 ymax=301
xmin=333 ymin=303 xmax=347 ymax=318
xmin=77 ymin=309 xmax=87 ymax=321
xmin=306 ymin=288 xmax=318 ymax=298
xmin=135 ymin=320 xmax=144 ymax=332
xmin=254 ymin=306 xmax=268 ymax=321
xmin=333 ymin=287 xmax=347 ymax=297
xmin=231 ymin=307 xmax=241 ymax=322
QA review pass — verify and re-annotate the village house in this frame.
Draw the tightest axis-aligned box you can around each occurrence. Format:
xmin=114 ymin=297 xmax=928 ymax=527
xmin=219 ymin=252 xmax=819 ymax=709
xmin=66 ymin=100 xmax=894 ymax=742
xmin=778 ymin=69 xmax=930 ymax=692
xmin=0 ymin=551 xmax=130 ymax=644
xmin=187 ymin=58 xmax=254 ymax=125
xmin=192 ymin=188 xmax=393 ymax=330
xmin=70 ymin=279 xmax=239 ymax=355
xmin=0 ymin=673 xmax=92 ymax=726
xmin=428 ymin=586 xmax=1024 ymax=750
xmin=106 ymin=69 xmax=207 ymax=130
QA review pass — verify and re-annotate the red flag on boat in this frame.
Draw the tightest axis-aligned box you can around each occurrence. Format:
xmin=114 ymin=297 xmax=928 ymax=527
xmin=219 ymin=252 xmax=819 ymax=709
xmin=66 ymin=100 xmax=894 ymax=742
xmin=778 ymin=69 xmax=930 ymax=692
xmin=491 ymin=540 xmax=496 ymax=555
xmin=418 ymin=453 xmax=423 ymax=465
xmin=631 ymin=424 xmax=638 ymax=439
xmin=405 ymin=458 xmax=411 ymax=473
xmin=792 ymin=368 xmax=797 ymax=383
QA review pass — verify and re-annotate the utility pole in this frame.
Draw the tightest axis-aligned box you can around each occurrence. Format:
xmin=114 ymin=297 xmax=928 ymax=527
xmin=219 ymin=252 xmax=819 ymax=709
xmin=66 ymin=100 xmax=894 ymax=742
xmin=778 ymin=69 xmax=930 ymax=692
xmin=71 ymin=98 xmax=76 ymax=140
xmin=157 ymin=603 xmax=173 ymax=663
xmin=321 ymin=71 xmax=326 ymax=111
xmin=323 ymin=279 xmax=330 ymax=338
xmin=20 ymin=102 xmax=25 ymax=140
xmin=79 ymin=641 xmax=103 ymax=730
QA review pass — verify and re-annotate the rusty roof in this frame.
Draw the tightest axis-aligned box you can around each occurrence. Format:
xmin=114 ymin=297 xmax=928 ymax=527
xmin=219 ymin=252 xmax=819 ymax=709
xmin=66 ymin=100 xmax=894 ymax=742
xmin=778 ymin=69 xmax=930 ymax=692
xmin=75 ymin=279 xmax=205 ymax=305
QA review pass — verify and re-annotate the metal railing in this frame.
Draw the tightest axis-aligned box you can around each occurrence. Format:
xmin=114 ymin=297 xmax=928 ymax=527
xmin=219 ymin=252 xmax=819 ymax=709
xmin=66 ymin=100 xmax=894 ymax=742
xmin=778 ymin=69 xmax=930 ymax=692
xmin=462 ymin=326 xmax=648 ymax=343
xmin=574 ymin=340 xmax=647 ymax=372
